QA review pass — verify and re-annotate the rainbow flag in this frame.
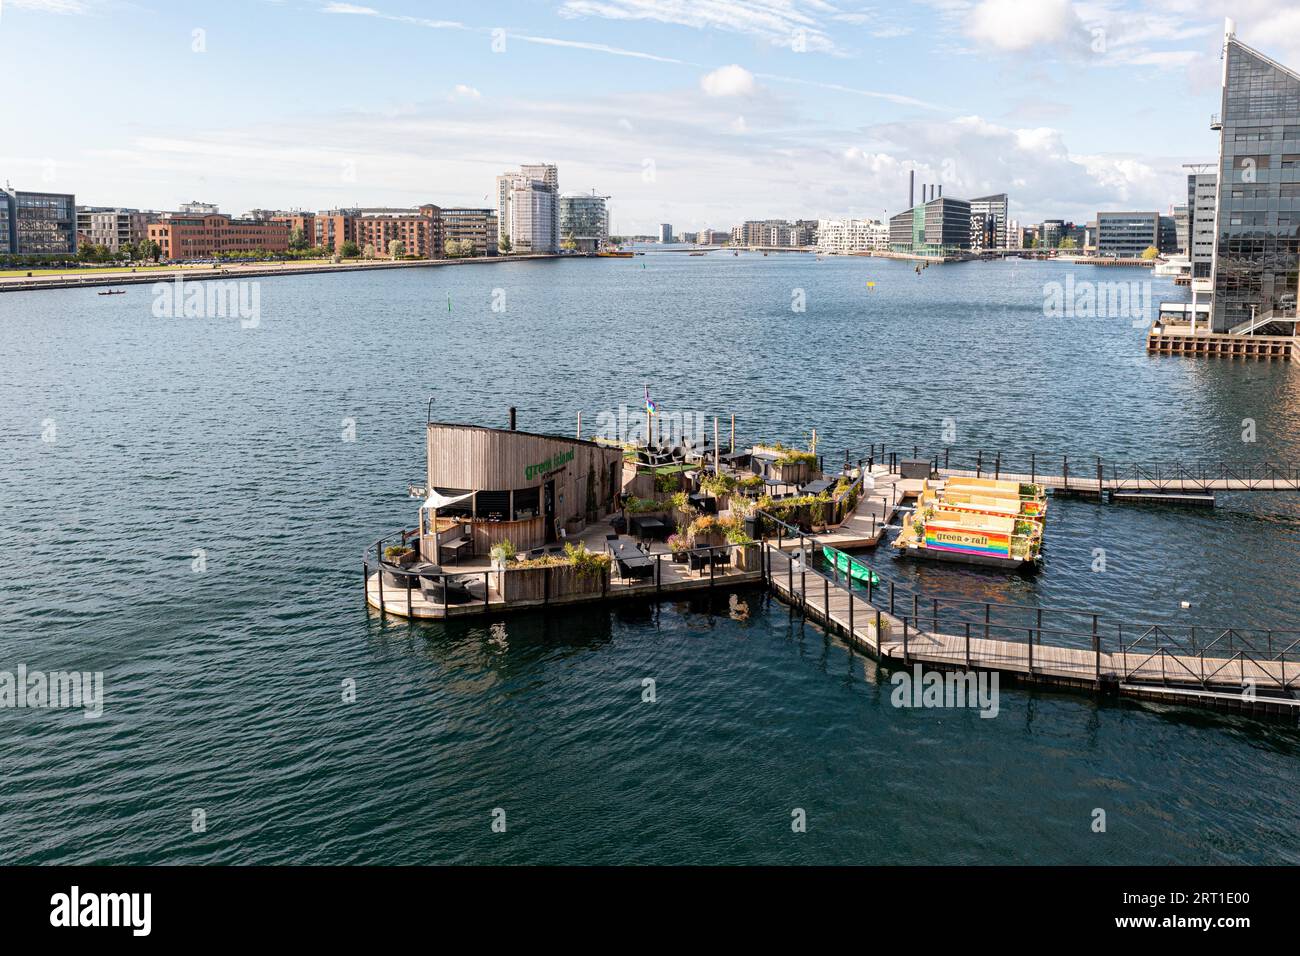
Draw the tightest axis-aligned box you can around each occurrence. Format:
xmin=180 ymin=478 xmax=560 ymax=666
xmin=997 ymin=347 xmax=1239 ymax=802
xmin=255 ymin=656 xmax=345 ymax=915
xmin=644 ymin=385 xmax=657 ymax=415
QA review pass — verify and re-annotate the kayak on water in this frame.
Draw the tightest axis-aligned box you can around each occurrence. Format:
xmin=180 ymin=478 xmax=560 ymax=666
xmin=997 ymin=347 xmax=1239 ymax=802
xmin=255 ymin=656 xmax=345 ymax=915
xmin=823 ymin=546 xmax=879 ymax=585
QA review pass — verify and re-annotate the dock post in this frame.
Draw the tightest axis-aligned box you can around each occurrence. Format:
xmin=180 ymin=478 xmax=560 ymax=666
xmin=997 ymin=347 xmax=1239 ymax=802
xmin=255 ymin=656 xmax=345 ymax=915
xmin=788 ymin=546 xmax=794 ymax=597
xmin=656 ymin=553 xmax=661 ymax=591
xmin=710 ymin=548 xmax=715 ymax=588
xmin=799 ymin=536 xmax=806 ymax=608
xmin=1027 ymin=627 xmax=1033 ymax=673
xmin=913 ymin=593 xmax=919 ymax=632
xmin=544 ymin=566 xmax=550 ymax=605
xmin=995 ymin=452 xmax=1001 ymax=479
xmin=406 ymin=576 xmax=412 ymax=617
xmin=848 ymin=587 xmax=854 ymax=641
xmin=377 ymin=562 xmax=386 ymax=615
xmin=1036 ymin=608 xmax=1042 ymax=648
xmin=976 ymin=450 xmax=982 ymax=477
xmin=889 ymin=581 xmax=896 ymax=616
xmin=944 ymin=447 xmax=949 ymax=470
xmin=1031 ymin=453 xmax=1035 ymax=484
xmin=875 ymin=609 xmax=883 ymax=652
xmin=964 ymin=622 xmax=971 ymax=669
xmin=867 ymin=573 xmax=873 ymax=604
xmin=932 ymin=598 xmax=938 ymax=635
xmin=823 ymin=576 xmax=829 ymax=624
xmin=1063 ymin=455 xmax=1069 ymax=491
xmin=984 ymin=603 xmax=990 ymax=640
xmin=1092 ymin=614 xmax=1100 ymax=683
xmin=903 ymin=618 xmax=910 ymax=664
xmin=485 ymin=571 xmax=491 ymax=609
xmin=1097 ymin=457 xmax=1103 ymax=497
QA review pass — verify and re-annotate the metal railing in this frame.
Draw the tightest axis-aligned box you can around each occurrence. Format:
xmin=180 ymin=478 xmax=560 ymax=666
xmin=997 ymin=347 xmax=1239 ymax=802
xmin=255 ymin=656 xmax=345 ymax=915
xmin=859 ymin=442 xmax=1300 ymax=492
xmin=753 ymin=511 xmax=1300 ymax=692
xmin=363 ymin=528 xmax=762 ymax=616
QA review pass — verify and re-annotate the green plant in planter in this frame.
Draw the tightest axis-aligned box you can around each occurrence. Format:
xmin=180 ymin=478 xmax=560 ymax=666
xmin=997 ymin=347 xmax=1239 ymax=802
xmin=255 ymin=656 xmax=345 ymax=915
xmin=670 ymin=491 xmax=692 ymax=513
xmin=563 ymin=542 xmax=612 ymax=579
xmin=699 ymin=473 xmax=736 ymax=496
xmin=687 ymin=514 xmax=720 ymax=540
xmin=655 ymin=470 xmax=679 ymax=493
xmin=667 ymin=533 xmax=691 ymax=554
xmin=489 ymin=539 xmax=516 ymax=564
xmin=383 ymin=543 xmax=413 ymax=561
xmin=624 ymin=496 xmax=661 ymax=514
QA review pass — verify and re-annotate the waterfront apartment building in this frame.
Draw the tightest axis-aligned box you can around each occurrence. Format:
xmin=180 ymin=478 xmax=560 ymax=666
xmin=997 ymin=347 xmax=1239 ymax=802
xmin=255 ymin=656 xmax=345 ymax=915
xmin=737 ymin=219 xmax=806 ymax=247
xmin=1096 ymin=212 xmax=1161 ymax=257
xmin=1187 ymin=172 xmax=1217 ymax=279
xmin=497 ymin=164 xmax=559 ymax=253
xmin=1209 ymin=30 xmax=1300 ymax=332
xmin=698 ymin=228 xmax=730 ymax=245
xmin=558 ymin=192 xmax=608 ymax=253
xmin=314 ymin=211 xmax=355 ymax=253
xmin=658 ymin=223 xmax=673 ymax=244
xmin=76 ymin=206 xmax=150 ymax=252
xmin=968 ymin=193 xmax=1009 ymax=250
xmin=889 ymin=196 xmax=971 ymax=256
xmin=147 ymin=212 xmax=290 ymax=259
xmin=0 ymin=188 xmax=77 ymax=256
xmin=441 ymin=207 xmax=498 ymax=256
xmin=349 ymin=205 xmax=441 ymax=258
xmin=816 ymin=218 xmax=888 ymax=254
xmin=264 ymin=211 xmax=316 ymax=248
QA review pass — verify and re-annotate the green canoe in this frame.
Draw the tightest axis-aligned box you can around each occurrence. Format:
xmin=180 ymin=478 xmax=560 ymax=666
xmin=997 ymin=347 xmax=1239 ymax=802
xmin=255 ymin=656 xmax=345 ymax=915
xmin=823 ymin=547 xmax=879 ymax=585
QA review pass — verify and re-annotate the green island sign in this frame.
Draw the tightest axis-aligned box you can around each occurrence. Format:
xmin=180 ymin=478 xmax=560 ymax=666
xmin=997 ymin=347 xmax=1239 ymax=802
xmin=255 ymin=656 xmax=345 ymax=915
xmin=525 ymin=448 xmax=575 ymax=481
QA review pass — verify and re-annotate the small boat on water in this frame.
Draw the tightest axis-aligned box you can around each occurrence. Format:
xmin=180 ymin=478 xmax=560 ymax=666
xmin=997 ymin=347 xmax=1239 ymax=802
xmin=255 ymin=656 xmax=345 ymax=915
xmin=98 ymin=289 xmax=126 ymax=295
xmin=822 ymin=547 xmax=880 ymax=584
xmin=688 ymin=251 xmax=706 ymax=256
xmin=597 ymin=250 xmax=634 ymax=258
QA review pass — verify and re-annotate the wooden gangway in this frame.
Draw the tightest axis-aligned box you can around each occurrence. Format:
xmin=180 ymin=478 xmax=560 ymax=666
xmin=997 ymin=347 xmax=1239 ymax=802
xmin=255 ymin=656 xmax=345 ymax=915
xmin=761 ymin=543 xmax=1299 ymax=716
xmin=866 ymin=444 xmax=1300 ymax=497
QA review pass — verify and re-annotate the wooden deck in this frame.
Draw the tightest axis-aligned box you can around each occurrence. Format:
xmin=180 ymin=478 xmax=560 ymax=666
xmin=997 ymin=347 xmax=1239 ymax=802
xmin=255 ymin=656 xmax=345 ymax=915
xmin=765 ymin=547 xmax=1299 ymax=714
xmin=366 ymin=519 xmax=762 ymax=619
xmin=931 ymin=467 xmax=1300 ymax=495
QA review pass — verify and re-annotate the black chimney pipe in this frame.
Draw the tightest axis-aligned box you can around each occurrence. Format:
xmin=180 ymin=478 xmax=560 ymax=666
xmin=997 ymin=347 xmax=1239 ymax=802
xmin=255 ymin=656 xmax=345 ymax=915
xmin=908 ymin=170 xmax=914 ymax=209
xmin=509 ymin=406 xmax=517 ymax=430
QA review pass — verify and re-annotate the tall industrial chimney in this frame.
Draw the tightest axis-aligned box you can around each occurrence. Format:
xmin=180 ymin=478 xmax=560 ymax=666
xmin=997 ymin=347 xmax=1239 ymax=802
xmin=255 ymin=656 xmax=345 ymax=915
xmin=938 ymin=185 xmax=943 ymax=198
xmin=909 ymin=170 xmax=915 ymax=209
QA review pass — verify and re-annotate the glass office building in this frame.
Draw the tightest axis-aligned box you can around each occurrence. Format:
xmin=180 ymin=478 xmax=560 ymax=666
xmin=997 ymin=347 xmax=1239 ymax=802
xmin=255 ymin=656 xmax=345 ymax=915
xmin=0 ymin=194 xmax=12 ymax=254
xmin=889 ymin=198 xmax=971 ymax=256
xmin=3 ymin=190 xmax=77 ymax=256
xmin=1211 ymin=35 xmax=1300 ymax=332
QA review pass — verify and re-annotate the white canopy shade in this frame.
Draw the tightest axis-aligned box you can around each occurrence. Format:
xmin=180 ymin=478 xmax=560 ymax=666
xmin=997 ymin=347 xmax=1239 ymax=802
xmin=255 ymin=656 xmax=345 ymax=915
xmin=421 ymin=490 xmax=474 ymax=510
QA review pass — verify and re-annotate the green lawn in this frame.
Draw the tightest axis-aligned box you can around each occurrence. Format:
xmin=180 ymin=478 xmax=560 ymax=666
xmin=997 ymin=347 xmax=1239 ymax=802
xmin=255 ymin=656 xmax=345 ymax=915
xmin=0 ymin=263 xmax=210 ymax=278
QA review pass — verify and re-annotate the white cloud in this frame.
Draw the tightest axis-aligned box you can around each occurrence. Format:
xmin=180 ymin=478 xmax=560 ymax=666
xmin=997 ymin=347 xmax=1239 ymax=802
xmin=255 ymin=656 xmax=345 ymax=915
xmin=700 ymin=64 xmax=756 ymax=97
xmin=965 ymin=0 xmax=1086 ymax=52
xmin=559 ymin=0 xmax=840 ymax=53
xmin=452 ymin=84 xmax=481 ymax=100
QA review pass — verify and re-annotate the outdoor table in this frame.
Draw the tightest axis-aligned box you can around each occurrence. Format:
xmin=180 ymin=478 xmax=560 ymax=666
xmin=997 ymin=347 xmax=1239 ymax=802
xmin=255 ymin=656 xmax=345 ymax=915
xmin=630 ymin=516 xmax=669 ymax=540
xmin=687 ymin=492 xmax=717 ymax=514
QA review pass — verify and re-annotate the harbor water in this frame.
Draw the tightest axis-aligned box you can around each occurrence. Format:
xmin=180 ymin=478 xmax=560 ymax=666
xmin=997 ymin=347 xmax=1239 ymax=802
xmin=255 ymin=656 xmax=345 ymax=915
xmin=1 ymin=250 xmax=1297 ymax=864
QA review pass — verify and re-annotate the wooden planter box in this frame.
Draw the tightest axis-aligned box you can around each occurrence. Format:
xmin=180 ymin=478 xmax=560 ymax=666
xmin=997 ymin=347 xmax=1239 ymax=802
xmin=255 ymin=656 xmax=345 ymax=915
xmin=774 ymin=461 xmax=812 ymax=485
xmin=499 ymin=564 xmax=606 ymax=603
xmin=732 ymin=543 xmax=760 ymax=571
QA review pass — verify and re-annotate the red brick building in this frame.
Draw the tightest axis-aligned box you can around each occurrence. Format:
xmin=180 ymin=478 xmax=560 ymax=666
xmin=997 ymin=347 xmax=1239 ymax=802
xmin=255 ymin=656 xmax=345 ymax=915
xmin=147 ymin=213 xmax=290 ymax=259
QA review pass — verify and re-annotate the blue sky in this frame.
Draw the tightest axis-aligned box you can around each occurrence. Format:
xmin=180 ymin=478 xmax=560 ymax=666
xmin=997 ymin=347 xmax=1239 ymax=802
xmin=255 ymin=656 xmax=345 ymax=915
xmin=3 ymin=0 xmax=1298 ymax=232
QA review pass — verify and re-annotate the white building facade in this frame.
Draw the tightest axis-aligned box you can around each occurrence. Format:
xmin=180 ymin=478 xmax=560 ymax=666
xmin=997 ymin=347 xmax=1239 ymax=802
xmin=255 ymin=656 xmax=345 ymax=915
xmin=815 ymin=218 xmax=888 ymax=254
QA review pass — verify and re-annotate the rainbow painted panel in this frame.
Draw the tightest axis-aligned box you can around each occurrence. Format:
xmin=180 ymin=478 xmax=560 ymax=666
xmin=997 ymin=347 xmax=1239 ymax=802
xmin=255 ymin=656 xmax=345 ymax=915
xmin=924 ymin=526 xmax=1012 ymax=558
